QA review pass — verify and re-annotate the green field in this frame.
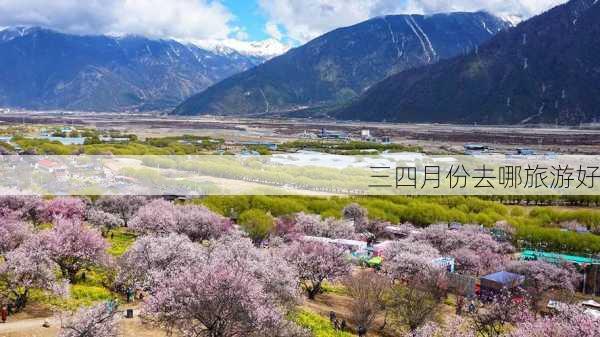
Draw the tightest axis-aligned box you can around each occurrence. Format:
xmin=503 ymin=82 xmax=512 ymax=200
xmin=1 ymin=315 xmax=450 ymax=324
xmin=199 ymin=195 xmax=600 ymax=254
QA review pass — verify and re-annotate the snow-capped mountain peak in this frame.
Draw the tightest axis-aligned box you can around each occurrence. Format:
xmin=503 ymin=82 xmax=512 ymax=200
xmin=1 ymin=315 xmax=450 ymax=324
xmin=195 ymin=38 xmax=290 ymax=60
xmin=498 ymin=13 xmax=525 ymax=26
xmin=0 ymin=26 xmax=38 ymax=41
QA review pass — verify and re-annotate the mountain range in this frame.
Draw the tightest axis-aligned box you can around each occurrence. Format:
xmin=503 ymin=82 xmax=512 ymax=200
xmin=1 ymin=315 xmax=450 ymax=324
xmin=0 ymin=27 xmax=265 ymax=112
xmin=2 ymin=0 xmax=598 ymax=125
xmin=337 ymin=0 xmax=600 ymax=125
xmin=173 ymin=11 xmax=509 ymax=116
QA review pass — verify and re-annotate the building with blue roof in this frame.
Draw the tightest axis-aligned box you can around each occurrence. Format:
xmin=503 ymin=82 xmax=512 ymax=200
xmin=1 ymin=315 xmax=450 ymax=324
xmin=480 ymin=271 xmax=525 ymax=300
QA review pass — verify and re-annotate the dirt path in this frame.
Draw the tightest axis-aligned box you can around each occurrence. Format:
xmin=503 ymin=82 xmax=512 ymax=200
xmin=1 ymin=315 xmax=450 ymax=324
xmin=0 ymin=309 xmax=166 ymax=337
xmin=302 ymin=293 xmax=387 ymax=337
xmin=0 ymin=316 xmax=58 ymax=334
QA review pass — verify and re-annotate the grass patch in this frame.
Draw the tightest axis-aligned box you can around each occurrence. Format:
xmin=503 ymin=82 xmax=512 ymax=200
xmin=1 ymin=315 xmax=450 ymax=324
xmin=292 ymin=309 xmax=354 ymax=337
xmin=37 ymin=222 xmax=53 ymax=230
xmin=321 ymin=281 xmax=348 ymax=296
xmin=32 ymin=267 xmax=118 ymax=311
xmin=31 ymin=285 xmax=115 ymax=311
xmin=30 ymin=268 xmax=124 ymax=311
xmin=70 ymin=284 xmax=113 ymax=303
xmin=107 ymin=228 xmax=137 ymax=256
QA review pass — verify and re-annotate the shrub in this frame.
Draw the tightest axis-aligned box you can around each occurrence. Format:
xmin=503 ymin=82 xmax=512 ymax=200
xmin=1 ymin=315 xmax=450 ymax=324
xmin=292 ymin=310 xmax=354 ymax=337
xmin=238 ymin=209 xmax=274 ymax=243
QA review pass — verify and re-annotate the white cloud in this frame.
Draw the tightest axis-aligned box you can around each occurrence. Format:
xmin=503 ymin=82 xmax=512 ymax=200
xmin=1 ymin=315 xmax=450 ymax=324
xmin=0 ymin=0 xmax=233 ymax=40
xmin=265 ymin=22 xmax=283 ymax=41
xmin=258 ymin=0 xmax=375 ymax=43
xmin=258 ymin=0 xmax=568 ymax=43
xmin=0 ymin=0 xmax=570 ymax=49
xmin=232 ymin=27 xmax=250 ymax=41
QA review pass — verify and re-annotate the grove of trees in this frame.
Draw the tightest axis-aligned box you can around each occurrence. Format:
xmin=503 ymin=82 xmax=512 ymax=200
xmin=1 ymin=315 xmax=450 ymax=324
xmin=0 ymin=195 xmax=598 ymax=337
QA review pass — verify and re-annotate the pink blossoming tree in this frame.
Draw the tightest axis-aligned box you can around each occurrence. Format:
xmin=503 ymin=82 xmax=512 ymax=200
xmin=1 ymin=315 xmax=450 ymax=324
xmin=58 ymin=303 xmax=119 ymax=337
xmin=41 ymin=218 xmax=110 ymax=282
xmin=0 ymin=238 xmax=67 ymax=311
xmin=510 ymin=305 xmax=600 ymax=337
xmin=129 ymin=199 xmax=230 ymax=241
xmin=0 ymin=196 xmax=44 ymax=223
xmin=143 ymin=263 xmax=284 ymax=337
xmin=0 ymin=213 xmax=33 ymax=254
xmin=382 ymin=239 xmax=441 ymax=282
xmin=172 ymin=204 xmax=232 ymax=242
xmin=469 ymin=290 xmax=529 ymax=337
xmin=86 ymin=208 xmax=124 ymax=231
xmin=411 ymin=315 xmax=475 ymax=337
xmin=413 ymin=224 xmax=514 ymax=276
xmin=342 ymin=203 xmax=368 ymax=230
xmin=128 ymin=199 xmax=176 ymax=234
xmin=451 ymin=247 xmax=509 ymax=276
xmin=415 ymin=224 xmax=514 ymax=256
xmin=293 ymin=212 xmax=356 ymax=239
xmin=95 ymin=195 xmax=147 ymax=226
xmin=283 ymin=241 xmax=351 ymax=299
xmin=206 ymin=235 xmax=300 ymax=308
xmin=506 ymin=260 xmax=581 ymax=310
xmin=272 ymin=215 xmax=303 ymax=242
xmin=117 ymin=233 xmax=204 ymax=291
xmin=41 ymin=198 xmax=87 ymax=223
xmin=142 ymin=235 xmax=301 ymax=337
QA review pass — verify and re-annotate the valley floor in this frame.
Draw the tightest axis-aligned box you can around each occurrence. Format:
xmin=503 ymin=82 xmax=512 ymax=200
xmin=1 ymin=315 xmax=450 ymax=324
xmin=3 ymin=111 xmax=600 ymax=154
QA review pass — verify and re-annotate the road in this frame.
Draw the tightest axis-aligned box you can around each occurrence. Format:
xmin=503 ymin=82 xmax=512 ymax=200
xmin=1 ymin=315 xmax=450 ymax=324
xmin=0 ymin=316 xmax=57 ymax=334
xmin=0 ymin=309 xmax=141 ymax=337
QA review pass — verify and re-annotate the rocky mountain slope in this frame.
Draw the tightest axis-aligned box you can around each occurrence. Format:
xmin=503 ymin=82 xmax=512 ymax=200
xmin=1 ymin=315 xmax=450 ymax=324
xmin=337 ymin=0 xmax=600 ymax=125
xmin=0 ymin=27 xmax=264 ymax=112
xmin=173 ymin=11 xmax=509 ymax=116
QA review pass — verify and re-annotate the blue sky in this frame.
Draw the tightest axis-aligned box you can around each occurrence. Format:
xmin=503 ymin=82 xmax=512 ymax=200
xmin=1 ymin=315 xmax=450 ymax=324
xmin=0 ymin=0 xmax=567 ymax=46
xmin=223 ymin=0 xmax=566 ymax=43
xmin=224 ymin=0 xmax=271 ymax=41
